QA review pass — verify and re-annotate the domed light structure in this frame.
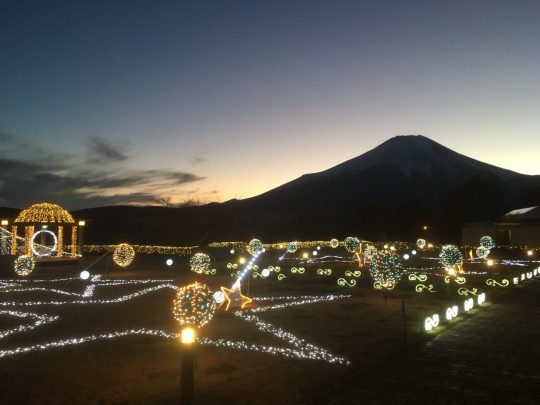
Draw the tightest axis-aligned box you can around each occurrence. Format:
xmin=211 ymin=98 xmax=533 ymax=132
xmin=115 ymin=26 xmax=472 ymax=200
xmin=12 ymin=203 xmax=80 ymax=259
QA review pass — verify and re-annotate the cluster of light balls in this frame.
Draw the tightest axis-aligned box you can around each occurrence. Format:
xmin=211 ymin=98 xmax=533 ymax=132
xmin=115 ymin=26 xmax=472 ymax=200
xmin=480 ymin=235 xmax=496 ymax=250
xmin=363 ymin=245 xmax=378 ymax=263
xmin=416 ymin=238 xmax=426 ymax=249
xmin=475 ymin=246 xmax=490 ymax=259
xmin=330 ymin=239 xmax=339 ymax=249
xmin=369 ymin=249 xmax=403 ymax=290
xmin=344 ymin=237 xmax=360 ymax=253
xmin=14 ymin=255 xmax=35 ymax=276
xmin=190 ymin=252 xmax=212 ymax=274
xmin=439 ymin=245 xmax=463 ymax=271
xmin=287 ymin=241 xmax=298 ymax=253
xmin=247 ymin=239 xmax=264 ymax=256
xmin=112 ymin=243 xmax=135 ymax=268
xmin=172 ymin=282 xmax=216 ymax=328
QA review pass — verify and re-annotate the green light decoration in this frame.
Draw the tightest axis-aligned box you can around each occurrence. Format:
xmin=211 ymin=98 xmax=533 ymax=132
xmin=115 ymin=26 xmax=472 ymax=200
xmin=267 ymin=265 xmax=280 ymax=273
xmin=479 ymin=235 xmax=495 ymax=250
xmin=416 ymin=238 xmax=426 ymax=249
xmin=190 ymin=252 xmax=212 ymax=274
xmin=344 ymin=237 xmax=360 ymax=253
xmin=290 ymin=267 xmax=305 ymax=274
xmin=439 ymin=245 xmax=464 ymax=273
xmin=277 ymin=274 xmax=286 ymax=281
xmin=408 ymin=274 xmax=428 ymax=282
xmin=444 ymin=275 xmax=467 ymax=284
xmin=14 ymin=255 xmax=35 ymax=276
xmin=330 ymin=239 xmax=339 ymax=248
xmin=369 ymin=249 xmax=403 ymax=290
xmin=287 ymin=241 xmax=298 ymax=253
xmin=475 ymin=246 xmax=490 ymax=259
xmin=415 ymin=284 xmax=436 ymax=293
xmin=337 ymin=278 xmax=356 ymax=287
xmin=316 ymin=268 xmax=332 ymax=276
xmin=226 ymin=263 xmax=238 ymax=269
xmin=247 ymin=239 xmax=264 ymax=256
xmin=458 ymin=287 xmax=478 ymax=296
xmin=172 ymin=282 xmax=217 ymax=328
xmin=344 ymin=270 xmax=361 ymax=278
xmin=486 ymin=278 xmax=509 ymax=287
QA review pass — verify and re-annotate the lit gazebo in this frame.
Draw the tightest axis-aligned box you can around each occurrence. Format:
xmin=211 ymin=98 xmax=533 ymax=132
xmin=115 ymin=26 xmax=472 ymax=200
xmin=10 ymin=203 xmax=80 ymax=258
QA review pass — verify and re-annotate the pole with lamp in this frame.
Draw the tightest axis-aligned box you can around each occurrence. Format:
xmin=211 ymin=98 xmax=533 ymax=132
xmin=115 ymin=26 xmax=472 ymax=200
xmin=173 ymin=282 xmax=217 ymax=405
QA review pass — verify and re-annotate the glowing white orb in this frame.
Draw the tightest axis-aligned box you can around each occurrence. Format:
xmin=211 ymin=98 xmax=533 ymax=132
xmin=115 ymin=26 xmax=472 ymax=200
xmin=230 ymin=249 xmax=235 ymax=254
xmin=316 ymin=246 xmax=321 ymax=250
xmin=261 ymin=268 xmax=270 ymax=278
xmin=312 ymin=250 xmax=318 ymax=256
xmin=80 ymin=270 xmax=90 ymax=280
xmin=213 ymin=291 xmax=225 ymax=304
xmin=166 ymin=258 xmax=174 ymax=266
xmin=412 ymin=250 xmax=417 ymax=255
xmin=403 ymin=254 xmax=410 ymax=260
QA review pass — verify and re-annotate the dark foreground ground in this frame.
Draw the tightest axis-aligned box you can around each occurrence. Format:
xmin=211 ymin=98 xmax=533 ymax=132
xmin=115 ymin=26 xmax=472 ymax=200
xmin=323 ymin=280 xmax=540 ymax=404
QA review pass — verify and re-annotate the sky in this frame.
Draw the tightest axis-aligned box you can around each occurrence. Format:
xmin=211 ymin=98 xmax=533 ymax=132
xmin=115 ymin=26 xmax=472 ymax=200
xmin=1 ymin=0 xmax=539 ymax=209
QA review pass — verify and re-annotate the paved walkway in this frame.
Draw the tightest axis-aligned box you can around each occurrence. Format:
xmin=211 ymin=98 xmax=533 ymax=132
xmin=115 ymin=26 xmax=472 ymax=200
xmin=324 ymin=280 xmax=540 ymax=404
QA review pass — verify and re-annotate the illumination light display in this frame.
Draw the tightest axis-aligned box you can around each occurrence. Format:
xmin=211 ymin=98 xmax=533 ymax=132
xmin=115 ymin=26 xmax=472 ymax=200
xmin=173 ymin=282 xmax=216 ymax=328
xmin=287 ymin=241 xmax=298 ymax=253
xmin=416 ymin=239 xmax=426 ymax=249
xmin=31 ymin=229 xmax=58 ymax=257
xmin=344 ymin=237 xmax=360 ymax=253
xmin=330 ymin=239 xmax=339 ymax=248
xmin=480 ymin=235 xmax=495 ymax=250
xmin=439 ymin=245 xmax=464 ymax=273
xmin=369 ymin=249 xmax=403 ymax=290
xmin=14 ymin=255 xmax=35 ymax=276
xmin=112 ymin=243 xmax=135 ymax=267
xmin=247 ymin=239 xmax=264 ymax=256
xmin=475 ymin=246 xmax=490 ymax=259
xmin=190 ymin=252 xmax=212 ymax=274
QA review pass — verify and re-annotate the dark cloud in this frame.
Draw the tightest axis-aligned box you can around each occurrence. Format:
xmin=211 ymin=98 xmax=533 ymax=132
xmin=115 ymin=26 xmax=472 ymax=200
xmin=0 ymin=135 xmax=207 ymax=209
xmin=88 ymin=136 xmax=128 ymax=162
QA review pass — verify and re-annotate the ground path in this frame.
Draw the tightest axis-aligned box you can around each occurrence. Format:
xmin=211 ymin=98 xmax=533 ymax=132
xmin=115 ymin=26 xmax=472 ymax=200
xmin=323 ymin=280 xmax=540 ymax=404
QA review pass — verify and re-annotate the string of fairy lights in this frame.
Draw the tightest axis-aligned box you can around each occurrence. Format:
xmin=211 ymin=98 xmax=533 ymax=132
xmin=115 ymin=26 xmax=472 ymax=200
xmin=0 ymin=276 xmax=351 ymax=364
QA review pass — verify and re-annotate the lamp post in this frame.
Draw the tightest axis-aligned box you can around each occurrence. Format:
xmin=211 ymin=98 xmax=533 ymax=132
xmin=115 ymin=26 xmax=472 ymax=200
xmin=0 ymin=220 xmax=8 ymax=255
xmin=78 ymin=220 xmax=86 ymax=256
xmin=180 ymin=327 xmax=196 ymax=405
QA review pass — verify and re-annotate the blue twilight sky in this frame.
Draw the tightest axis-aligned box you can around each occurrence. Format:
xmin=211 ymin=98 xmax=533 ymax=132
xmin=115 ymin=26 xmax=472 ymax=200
xmin=1 ymin=0 xmax=539 ymax=209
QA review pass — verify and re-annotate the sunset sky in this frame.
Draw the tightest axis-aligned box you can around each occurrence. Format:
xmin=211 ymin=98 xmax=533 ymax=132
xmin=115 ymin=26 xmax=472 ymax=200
xmin=1 ymin=0 xmax=539 ymax=209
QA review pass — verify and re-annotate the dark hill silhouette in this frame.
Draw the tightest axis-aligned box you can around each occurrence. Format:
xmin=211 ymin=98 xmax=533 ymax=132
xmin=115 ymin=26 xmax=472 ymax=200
xmin=2 ymin=135 xmax=539 ymax=244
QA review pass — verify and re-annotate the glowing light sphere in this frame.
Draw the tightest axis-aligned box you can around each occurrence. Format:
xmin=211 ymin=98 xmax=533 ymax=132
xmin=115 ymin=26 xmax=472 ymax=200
xmin=439 ymin=245 xmax=463 ymax=270
xmin=261 ymin=268 xmax=270 ymax=278
xmin=527 ymin=250 xmax=533 ymax=257
xmin=113 ymin=243 xmax=135 ymax=268
xmin=344 ymin=237 xmax=360 ymax=253
xmin=247 ymin=239 xmax=264 ymax=256
xmin=287 ymin=241 xmax=298 ymax=253
xmin=190 ymin=253 xmax=211 ymax=274
xmin=411 ymin=250 xmax=417 ymax=255
xmin=230 ymin=249 xmax=235 ymax=254
xmin=312 ymin=250 xmax=318 ymax=256
xmin=166 ymin=258 xmax=174 ymax=266
xmin=364 ymin=245 xmax=378 ymax=263
xmin=330 ymin=239 xmax=339 ymax=248
xmin=173 ymin=282 xmax=216 ymax=328
xmin=403 ymin=254 xmax=410 ymax=260
xmin=475 ymin=246 xmax=490 ymax=259
xmin=14 ymin=255 xmax=35 ymax=276
xmin=316 ymin=246 xmax=321 ymax=251
xmin=80 ymin=270 xmax=90 ymax=280
xmin=239 ymin=257 xmax=246 ymax=264
xmin=369 ymin=249 xmax=403 ymax=290
xmin=416 ymin=239 xmax=426 ymax=249
xmin=212 ymin=291 xmax=225 ymax=304
xmin=479 ymin=236 xmax=495 ymax=250
xmin=487 ymin=259 xmax=494 ymax=266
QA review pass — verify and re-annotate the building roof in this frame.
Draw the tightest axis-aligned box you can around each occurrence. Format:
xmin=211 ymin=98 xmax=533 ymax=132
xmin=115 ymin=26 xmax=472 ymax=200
xmin=14 ymin=203 xmax=75 ymax=224
xmin=502 ymin=206 xmax=540 ymax=221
